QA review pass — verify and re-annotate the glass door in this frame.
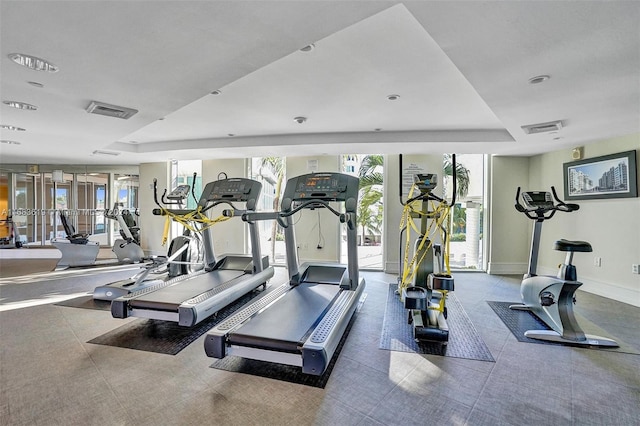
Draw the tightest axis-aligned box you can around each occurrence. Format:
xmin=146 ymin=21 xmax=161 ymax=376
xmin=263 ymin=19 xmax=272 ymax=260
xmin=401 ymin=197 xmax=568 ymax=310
xmin=444 ymin=154 xmax=486 ymax=271
xmin=250 ymin=157 xmax=286 ymax=265
xmin=341 ymin=154 xmax=384 ymax=270
xmin=13 ymin=173 xmax=37 ymax=245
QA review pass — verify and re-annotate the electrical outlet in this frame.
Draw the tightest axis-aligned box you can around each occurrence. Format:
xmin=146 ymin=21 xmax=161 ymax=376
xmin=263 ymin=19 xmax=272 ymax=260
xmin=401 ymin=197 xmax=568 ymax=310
xmin=632 ymin=264 xmax=640 ymax=274
xmin=594 ymin=257 xmax=602 ymax=267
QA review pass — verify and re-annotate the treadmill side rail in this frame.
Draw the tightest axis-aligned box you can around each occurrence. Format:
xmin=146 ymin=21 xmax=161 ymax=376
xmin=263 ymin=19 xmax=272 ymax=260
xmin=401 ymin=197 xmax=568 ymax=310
xmin=302 ymin=278 xmax=365 ymax=375
xmin=178 ymin=266 xmax=274 ymax=326
xmin=110 ymin=269 xmax=207 ymax=319
xmin=204 ymin=282 xmax=290 ymax=358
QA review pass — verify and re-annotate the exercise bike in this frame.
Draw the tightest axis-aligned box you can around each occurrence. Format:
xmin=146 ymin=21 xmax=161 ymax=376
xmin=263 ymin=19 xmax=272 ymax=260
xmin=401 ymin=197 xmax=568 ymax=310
xmin=0 ymin=215 xmax=23 ymax=248
xmin=51 ymin=210 xmax=101 ymax=269
xmin=105 ymin=202 xmax=145 ymax=263
xmin=398 ymin=154 xmax=457 ymax=344
xmin=509 ymin=187 xmax=618 ymax=347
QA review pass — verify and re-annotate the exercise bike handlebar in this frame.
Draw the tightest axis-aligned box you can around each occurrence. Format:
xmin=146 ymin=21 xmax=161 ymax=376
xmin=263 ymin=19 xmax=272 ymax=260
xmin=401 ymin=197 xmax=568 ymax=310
xmin=515 ymin=186 xmax=580 ymax=221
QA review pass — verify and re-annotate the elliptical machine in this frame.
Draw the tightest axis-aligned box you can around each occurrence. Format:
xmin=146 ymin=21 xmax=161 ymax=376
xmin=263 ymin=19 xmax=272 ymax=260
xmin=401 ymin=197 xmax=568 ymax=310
xmin=398 ymin=154 xmax=457 ymax=344
xmin=509 ymin=187 xmax=618 ymax=347
xmin=93 ymin=174 xmax=203 ymax=301
xmin=155 ymin=173 xmax=205 ymax=278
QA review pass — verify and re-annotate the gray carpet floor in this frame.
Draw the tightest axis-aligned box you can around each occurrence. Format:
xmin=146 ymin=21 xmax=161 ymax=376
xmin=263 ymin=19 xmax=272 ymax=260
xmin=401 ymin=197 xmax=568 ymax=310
xmin=1 ymin=263 xmax=639 ymax=425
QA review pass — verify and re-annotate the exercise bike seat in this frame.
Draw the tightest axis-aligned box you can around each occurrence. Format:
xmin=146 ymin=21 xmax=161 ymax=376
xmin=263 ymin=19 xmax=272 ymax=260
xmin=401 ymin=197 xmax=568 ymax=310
xmin=554 ymin=239 xmax=592 ymax=252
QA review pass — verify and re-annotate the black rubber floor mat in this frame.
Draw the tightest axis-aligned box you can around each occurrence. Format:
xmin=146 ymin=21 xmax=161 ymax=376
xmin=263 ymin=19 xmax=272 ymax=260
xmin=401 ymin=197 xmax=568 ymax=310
xmin=380 ymin=284 xmax=494 ymax=362
xmin=487 ymin=301 xmax=639 ymax=354
xmin=54 ymin=295 xmax=111 ymax=311
xmin=88 ymin=288 xmax=264 ymax=355
xmin=209 ymin=315 xmax=356 ymax=388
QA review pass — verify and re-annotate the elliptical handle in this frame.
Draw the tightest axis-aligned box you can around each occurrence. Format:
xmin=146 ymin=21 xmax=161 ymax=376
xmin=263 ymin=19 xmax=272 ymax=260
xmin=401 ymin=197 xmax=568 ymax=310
xmin=153 ymin=178 xmax=161 ymax=208
xmin=161 ymin=189 xmax=170 ymax=205
xmin=191 ymin=172 xmax=198 ymax=204
xmin=514 ymin=187 xmax=527 ymax=213
xmin=449 ymin=154 xmax=457 ymax=207
xmin=399 ymin=154 xmax=406 ymax=206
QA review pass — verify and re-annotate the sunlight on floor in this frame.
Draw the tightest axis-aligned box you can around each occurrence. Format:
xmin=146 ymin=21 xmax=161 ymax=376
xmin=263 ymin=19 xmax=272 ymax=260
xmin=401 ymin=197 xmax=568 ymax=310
xmin=0 ymin=291 xmax=90 ymax=312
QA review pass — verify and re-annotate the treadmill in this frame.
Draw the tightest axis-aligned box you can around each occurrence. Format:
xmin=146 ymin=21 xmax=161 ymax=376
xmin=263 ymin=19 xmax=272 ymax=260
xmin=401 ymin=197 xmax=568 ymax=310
xmin=205 ymin=172 xmax=365 ymax=376
xmin=111 ymin=177 xmax=274 ymax=327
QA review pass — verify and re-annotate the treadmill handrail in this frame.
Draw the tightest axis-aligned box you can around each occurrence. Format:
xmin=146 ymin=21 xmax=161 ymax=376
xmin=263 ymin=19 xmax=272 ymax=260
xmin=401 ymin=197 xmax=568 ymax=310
xmin=238 ymin=199 xmax=347 ymax=229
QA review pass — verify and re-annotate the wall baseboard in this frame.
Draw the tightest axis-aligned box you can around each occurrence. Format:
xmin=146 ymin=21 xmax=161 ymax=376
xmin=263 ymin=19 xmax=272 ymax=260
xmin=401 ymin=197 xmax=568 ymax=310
xmin=385 ymin=262 xmax=400 ymax=275
xmin=487 ymin=262 xmax=527 ymax=275
xmin=580 ymin=276 xmax=640 ymax=308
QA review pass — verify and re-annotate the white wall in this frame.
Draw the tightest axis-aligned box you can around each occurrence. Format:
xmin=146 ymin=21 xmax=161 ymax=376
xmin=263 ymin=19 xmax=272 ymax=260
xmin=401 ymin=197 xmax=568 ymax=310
xmin=486 ymin=156 xmax=530 ymax=274
xmin=527 ymin=134 xmax=640 ymax=307
xmin=285 ymin=155 xmax=341 ymax=263
xmin=201 ymin=159 xmax=247 ymax=257
xmin=138 ymin=162 xmax=169 ymax=256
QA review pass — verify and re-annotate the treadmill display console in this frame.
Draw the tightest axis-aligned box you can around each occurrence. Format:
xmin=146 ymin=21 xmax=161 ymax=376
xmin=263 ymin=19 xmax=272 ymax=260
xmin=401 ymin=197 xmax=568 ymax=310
xmin=294 ymin=174 xmax=347 ymax=201
xmin=201 ymin=179 xmax=259 ymax=202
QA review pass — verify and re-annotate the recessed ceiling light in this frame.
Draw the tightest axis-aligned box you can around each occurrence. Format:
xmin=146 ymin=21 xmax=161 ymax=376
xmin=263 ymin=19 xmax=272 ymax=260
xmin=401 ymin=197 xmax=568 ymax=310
xmin=228 ymin=133 xmax=235 ymax=137
xmin=294 ymin=116 xmax=307 ymax=124
xmin=387 ymin=94 xmax=400 ymax=101
xmin=211 ymin=90 xmax=222 ymax=95
xmin=1 ymin=124 xmax=26 ymax=131
xmin=528 ymin=75 xmax=550 ymax=84
xmin=374 ymin=128 xmax=383 ymax=132
xmin=3 ymin=100 xmax=38 ymax=110
xmin=300 ymin=44 xmax=315 ymax=52
xmin=8 ymin=53 xmax=59 ymax=72
xmin=27 ymin=81 xmax=44 ymax=88
xmin=0 ymin=140 xmax=21 ymax=145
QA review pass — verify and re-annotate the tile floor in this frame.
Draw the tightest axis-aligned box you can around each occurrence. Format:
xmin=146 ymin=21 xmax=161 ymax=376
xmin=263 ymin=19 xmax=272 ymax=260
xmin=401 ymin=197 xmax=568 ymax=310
xmin=1 ymin=264 xmax=638 ymax=425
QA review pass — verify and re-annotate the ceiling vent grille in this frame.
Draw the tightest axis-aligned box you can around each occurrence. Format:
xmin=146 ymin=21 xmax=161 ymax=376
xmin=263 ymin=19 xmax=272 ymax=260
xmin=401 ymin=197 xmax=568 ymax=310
xmin=521 ymin=120 xmax=563 ymax=134
xmin=92 ymin=150 xmax=120 ymax=156
xmin=86 ymin=101 xmax=138 ymax=119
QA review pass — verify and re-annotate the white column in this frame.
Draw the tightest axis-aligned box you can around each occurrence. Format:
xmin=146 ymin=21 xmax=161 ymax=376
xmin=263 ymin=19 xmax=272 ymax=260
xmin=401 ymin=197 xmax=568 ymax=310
xmin=463 ymin=201 xmax=480 ymax=268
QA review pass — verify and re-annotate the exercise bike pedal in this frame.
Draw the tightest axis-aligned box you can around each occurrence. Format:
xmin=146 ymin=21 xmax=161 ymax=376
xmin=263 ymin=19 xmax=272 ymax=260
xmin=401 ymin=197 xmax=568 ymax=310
xmin=540 ymin=291 xmax=555 ymax=306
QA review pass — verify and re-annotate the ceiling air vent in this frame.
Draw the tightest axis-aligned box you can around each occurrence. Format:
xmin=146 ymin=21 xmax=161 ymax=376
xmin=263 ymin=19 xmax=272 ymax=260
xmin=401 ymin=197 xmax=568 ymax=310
xmin=521 ymin=120 xmax=563 ymax=134
xmin=86 ymin=101 xmax=138 ymax=119
xmin=92 ymin=150 xmax=120 ymax=156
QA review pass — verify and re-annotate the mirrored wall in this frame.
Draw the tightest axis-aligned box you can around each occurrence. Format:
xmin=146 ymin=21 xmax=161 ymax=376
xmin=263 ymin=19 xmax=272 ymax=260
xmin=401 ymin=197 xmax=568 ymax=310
xmin=0 ymin=165 xmax=138 ymax=246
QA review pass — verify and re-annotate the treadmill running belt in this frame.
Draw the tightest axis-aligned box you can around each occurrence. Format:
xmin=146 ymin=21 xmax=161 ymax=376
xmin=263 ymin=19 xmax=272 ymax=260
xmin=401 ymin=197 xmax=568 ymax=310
xmin=229 ymin=283 xmax=340 ymax=352
xmin=130 ymin=269 xmax=244 ymax=311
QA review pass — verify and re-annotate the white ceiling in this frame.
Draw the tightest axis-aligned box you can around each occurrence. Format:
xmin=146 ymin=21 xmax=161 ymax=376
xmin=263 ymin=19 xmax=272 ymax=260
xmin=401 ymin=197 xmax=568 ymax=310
xmin=1 ymin=1 xmax=639 ymax=166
